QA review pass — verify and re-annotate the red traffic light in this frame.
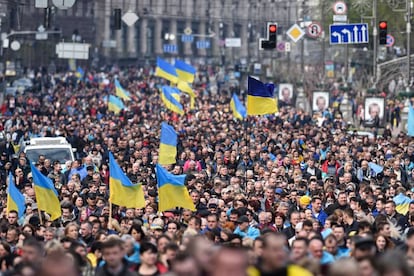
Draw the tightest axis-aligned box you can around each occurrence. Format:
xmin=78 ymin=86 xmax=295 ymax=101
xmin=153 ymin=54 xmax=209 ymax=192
xmin=269 ymin=25 xmax=277 ymax=33
xmin=379 ymin=21 xmax=387 ymax=29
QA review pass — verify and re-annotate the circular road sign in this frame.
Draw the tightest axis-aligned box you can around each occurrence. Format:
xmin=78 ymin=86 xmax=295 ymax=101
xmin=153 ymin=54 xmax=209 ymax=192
xmin=52 ymin=0 xmax=76 ymax=9
xmin=307 ymin=22 xmax=323 ymax=38
xmin=10 ymin=40 xmax=20 ymax=51
xmin=184 ymin=27 xmax=192 ymax=35
xmin=333 ymin=1 xmax=347 ymax=15
xmin=277 ymin=42 xmax=285 ymax=52
xmin=386 ymin=34 xmax=395 ymax=47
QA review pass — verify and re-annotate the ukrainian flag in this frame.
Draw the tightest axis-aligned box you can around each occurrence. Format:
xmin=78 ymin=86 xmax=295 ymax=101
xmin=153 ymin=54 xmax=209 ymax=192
xmin=408 ymin=102 xmax=414 ymax=137
xmin=159 ymin=122 xmax=177 ymax=165
xmin=393 ymin=193 xmax=412 ymax=215
xmin=114 ymin=79 xmax=131 ymax=101
xmin=247 ymin=76 xmax=278 ymax=115
xmin=30 ymin=163 xmax=61 ymax=221
xmin=177 ymin=81 xmax=196 ymax=109
xmin=156 ymin=164 xmax=195 ymax=211
xmin=171 ymin=87 xmax=182 ymax=102
xmin=6 ymin=172 xmax=25 ymax=218
xmin=175 ymin=60 xmax=196 ymax=83
xmin=108 ymin=95 xmax=125 ymax=114
xmin=161 ymin=86 xmax=184 ymax=115
xmin=76 ymin=66 xmax=85 ymax=79
xmin=109 ymin=152 xmax=145 ymax=208
xmin=230 ymin=93 xmax=247 ymax=120
xmin=155 ymin=57 xmax=178 ymax=84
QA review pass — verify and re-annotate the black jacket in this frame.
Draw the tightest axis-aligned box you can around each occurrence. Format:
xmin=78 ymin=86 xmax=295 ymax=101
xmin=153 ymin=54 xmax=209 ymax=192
xmin=95 ymin=259 xmax=136 ymax=276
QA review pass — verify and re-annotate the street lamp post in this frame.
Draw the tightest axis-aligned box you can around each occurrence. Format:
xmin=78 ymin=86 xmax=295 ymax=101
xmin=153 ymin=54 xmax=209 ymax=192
xmin=373 ymin=0 xmax=378 ymax=83
xmin=407 ymin=0 xmax=412 ymax=88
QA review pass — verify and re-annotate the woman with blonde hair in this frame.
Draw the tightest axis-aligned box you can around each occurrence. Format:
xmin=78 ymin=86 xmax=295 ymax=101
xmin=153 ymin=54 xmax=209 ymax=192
xmin=64 ymin=222 xmax=79 ymax=240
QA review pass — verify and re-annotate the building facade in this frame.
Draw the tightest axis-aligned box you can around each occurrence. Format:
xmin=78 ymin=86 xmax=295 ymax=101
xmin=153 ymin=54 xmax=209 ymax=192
xmin=2 ymin=0 xmax=306 ymax=67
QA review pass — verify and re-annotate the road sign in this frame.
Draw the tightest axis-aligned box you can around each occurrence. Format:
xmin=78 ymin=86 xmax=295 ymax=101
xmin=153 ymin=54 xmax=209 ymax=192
xmin=184 ymin=27 xmax=192 ymax=35
xmin=386 ymin=34 xmax=395 ymax=47
xmin=307 ymin=22 xmax=323 ymax=38
xmin=52 ymin=0 xmax=75 ymax=9
xmin=330 ymin=23 xmax=368 ymax=44
xmin=285 ymin=42 xmax=291 ymax=52
xmin=225 ymin=38 xmax=241 ymax=47
xmin=277 ymin=42 xmax=285 ymax=52
xmin=287 ymin=24 xmax=305 ymax=43
xmin=122 ymin=11 xmax=139 ymax=27
xmin=163 ymin=44 xmax=177 ymax=53
xmin=181 ymin=35 xmax=194 ymax=43
xmin=196 ymin=40 xmax=210 ymax=49
xmin=333 ymin=1 xmax=347 ymax=15
xmin=56 ymin=42 xmax=90 ymax=59
xmin=35 ymin=32 xmax=48 ymax=40
xmin=102 ymin=40 xmax=117 ymax=48
xmin=333 ymin=14 xmax=347 ymax=22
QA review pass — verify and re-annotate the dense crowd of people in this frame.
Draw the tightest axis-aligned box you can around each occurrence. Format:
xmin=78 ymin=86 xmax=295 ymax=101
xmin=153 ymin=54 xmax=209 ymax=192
xmin=0 ymin=66 xmax=412 ymax=276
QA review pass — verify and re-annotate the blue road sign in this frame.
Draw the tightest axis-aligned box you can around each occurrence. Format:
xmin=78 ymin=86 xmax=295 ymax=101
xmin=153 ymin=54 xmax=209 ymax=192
xmin=330 ymin=23 xmax=369 ymax=44
xmin=163 ymin=44 xmax=177 ymax=53
xmin=181 ymin=35 xmax=194 ymax=43
xmin=196 ymin=40 xmax=210 ymax=49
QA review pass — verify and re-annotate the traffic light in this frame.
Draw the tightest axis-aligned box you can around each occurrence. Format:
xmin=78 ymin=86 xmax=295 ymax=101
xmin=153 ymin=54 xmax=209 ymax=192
xmin=113 ymin=9 xmax=122 ymax=30
xmin=379 ymin=21 xmax=387 ymax=45
xmin=261 ymin=22 xmax=277 ymax=50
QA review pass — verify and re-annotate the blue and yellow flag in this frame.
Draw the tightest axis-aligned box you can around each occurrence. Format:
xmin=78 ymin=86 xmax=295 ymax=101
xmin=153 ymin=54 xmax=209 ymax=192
xmin=156 ymin=164 xmax=195 ymax=211
xmin=161 ymin=86 xmax=184 ymax=115
xmin=408 ymin=102 xmax=414 ymax=137
xmin=108 ymin=95 xmax=125 ymax=114
xmin=177 ymin=81 xmax=196 ymax=109
xmin=76 ymin=66 xmax=85 ymax=79
xmin=114 ymin=79 xmax=131 ymax=101
xmin=247 ymin=76 xmax=278 ymax=115
xmin=230 ymin=93 xmax=247 ymax=120
xmin=159 ymin=122 xmax=177 ymax=165
xmin=175 ymin=60 xmax=196 ymax=83
xmin=155 ymin=57 xmax=178 ymax=84
xmin=393 ymin=193 xmax=412 ymax=215
xmin=6 ymin=172 xmax=25 ymax=218
xmin=109 ymin=152 xmax=145 ymax=208
xmin=30 ymin=163 xmax=61 ymax=221
xmin=171 ymin=87 xmax=182 ymax=102
xmin=368 ymin=162 xmax=383 ymax=174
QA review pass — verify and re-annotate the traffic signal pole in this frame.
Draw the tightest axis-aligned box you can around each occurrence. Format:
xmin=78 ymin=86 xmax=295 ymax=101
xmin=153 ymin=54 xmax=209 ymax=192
xmin=373 ymin=0 xmax=378 ymax=83
xmin=407 ymin=0 xmax=412 ymax=87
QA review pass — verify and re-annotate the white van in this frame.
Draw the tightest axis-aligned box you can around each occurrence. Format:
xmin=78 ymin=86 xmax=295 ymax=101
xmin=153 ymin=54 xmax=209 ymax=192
xmin=24 ymin=137 xmax=75 ymax=169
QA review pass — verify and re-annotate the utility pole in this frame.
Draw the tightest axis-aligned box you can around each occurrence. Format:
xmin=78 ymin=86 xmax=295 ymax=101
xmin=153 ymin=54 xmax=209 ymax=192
xmin=321 ymin=0 xmax=326 ymax=79
xmin=407 ymin=0 xmax=412 ymax=88
xmin=301 ymin=0 xmax=305 ymax=76
xmin=373 ymin=0 xmax=378 ymax=83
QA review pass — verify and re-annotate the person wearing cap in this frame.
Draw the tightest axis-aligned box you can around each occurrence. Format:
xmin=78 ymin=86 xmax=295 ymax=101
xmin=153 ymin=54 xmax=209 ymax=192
xmin=81 ymin=165 xmax=95 ymax=188
xmin=233 ymin=215 xmax=260 ymax=240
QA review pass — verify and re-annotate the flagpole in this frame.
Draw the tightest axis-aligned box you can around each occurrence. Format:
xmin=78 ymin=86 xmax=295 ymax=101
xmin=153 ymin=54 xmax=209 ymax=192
xmin=109 ymin=201 xmax=113 ymax=229
xmin=38 ymin=208 xmax=43 ymax=226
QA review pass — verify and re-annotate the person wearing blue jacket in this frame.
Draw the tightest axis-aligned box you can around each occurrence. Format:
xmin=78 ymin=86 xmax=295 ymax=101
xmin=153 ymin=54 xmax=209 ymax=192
xmin=233 ymin=215 xmax=260 ymax=240
xmin=310 ymin=196 xmax=328 ymax=226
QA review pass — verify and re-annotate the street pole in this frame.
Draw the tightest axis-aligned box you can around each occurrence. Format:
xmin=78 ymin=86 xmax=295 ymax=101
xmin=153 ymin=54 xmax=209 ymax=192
xmin=373 ymin=0 xmax=378 ymax=83
xmin=321 ymin=0 xmax=326 ymax=79
xmin=287 ymin=2 xmax=291 ymax=77
xmin=301 ymin=0 xmax=305 ymax=77
xmin=407 ymin=0 xmax=412 ymax=88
